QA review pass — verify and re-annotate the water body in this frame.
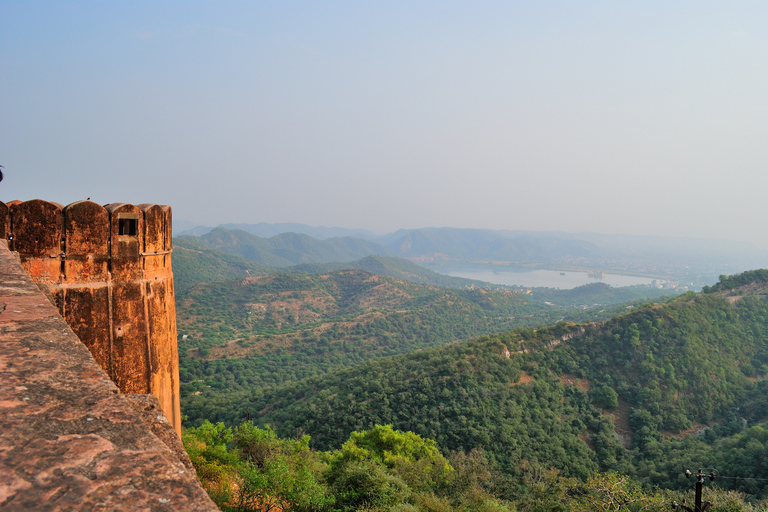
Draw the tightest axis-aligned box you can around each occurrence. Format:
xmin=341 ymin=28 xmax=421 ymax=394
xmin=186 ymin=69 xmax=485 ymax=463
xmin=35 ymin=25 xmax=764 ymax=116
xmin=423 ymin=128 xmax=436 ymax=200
xmin=435 ymin=266 xmax=655 ymax=289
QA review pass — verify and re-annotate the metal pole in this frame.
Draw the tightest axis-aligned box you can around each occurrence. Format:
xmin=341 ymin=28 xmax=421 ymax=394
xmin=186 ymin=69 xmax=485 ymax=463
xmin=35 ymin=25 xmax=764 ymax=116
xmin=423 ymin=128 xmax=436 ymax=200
xmin=671 ymin=469 xmax=715 ymax=512
xmin=695 ymin=471 xmax=703 ymax=512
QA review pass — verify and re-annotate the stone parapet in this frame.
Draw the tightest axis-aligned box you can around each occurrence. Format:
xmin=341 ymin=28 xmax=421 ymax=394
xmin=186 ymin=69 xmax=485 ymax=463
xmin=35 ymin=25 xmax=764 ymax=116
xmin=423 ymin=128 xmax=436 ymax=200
xmin=0 ymin=242 xmax=218 ymax=511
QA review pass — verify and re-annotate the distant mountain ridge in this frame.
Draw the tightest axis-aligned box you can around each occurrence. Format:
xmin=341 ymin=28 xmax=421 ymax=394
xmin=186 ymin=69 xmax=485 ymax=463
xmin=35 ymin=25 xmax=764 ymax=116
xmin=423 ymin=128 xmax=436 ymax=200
xmin=176 ymin=223 xmax=768 ymax=284
xmin=178 ymin=222 xmax=378 ymax=240
xmin=179 ymin=222 xmax=765 ymax=260
xmin=172 ymin=236 xmax=485 ymax=292
xmin=178 ymin=226 xmax=608 ymax=268
xmin=379 ymin=227 xmax=601 ymax=261
xmin=179 ymin=227 xmax=391 ymax=267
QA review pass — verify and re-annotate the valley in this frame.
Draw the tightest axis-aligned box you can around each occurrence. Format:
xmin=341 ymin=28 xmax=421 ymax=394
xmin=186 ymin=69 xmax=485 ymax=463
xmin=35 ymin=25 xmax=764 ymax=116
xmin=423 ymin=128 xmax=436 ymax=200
xmin=173 ymin=231 xmax=768 ymax=511
xmin=174 ymin=243 xmax=672 ymax=415
xmin=178 ymin=223 xmax=767 ymax=289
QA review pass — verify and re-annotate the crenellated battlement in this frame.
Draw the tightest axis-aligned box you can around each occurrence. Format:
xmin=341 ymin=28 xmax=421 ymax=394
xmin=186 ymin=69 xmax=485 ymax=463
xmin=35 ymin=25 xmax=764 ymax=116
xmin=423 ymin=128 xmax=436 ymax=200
xmin=0 ymin=199 xmax=181 ymax=435
xmin=0 ymin=199 xmax=172 ymax=271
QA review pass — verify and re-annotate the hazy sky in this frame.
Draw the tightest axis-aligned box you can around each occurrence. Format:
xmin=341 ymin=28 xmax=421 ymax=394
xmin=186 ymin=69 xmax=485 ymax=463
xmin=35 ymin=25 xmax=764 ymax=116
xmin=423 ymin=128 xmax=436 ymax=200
xmin=2 ymin=2 xmax=767 ymax=246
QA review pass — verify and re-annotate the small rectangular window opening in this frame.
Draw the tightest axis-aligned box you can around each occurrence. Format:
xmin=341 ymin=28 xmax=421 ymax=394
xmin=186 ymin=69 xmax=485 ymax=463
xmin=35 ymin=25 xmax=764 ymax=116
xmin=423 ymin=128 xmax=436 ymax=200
xmin=119 ymin=218 xmax=138 ymax=236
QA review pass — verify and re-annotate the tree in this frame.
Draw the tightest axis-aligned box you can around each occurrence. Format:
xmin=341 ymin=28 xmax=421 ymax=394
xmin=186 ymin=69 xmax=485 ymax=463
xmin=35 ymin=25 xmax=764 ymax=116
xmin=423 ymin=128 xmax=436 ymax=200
xmin=183 ymin=421 xmax=330 ymax=512
xmin=183 ymin=421 xmax=238 ymax=507
xmin=326 ymin=460 xmax=409 ymax=512
xmin=591 ymin=385 xmax=619 ymax=409
xmin=572 ymin=473 xmax=656 ymax=511
xmin=233 ymin=422 xmax=330 ymax=512
xmin=326 ymin=425 xmax=454 ymax=510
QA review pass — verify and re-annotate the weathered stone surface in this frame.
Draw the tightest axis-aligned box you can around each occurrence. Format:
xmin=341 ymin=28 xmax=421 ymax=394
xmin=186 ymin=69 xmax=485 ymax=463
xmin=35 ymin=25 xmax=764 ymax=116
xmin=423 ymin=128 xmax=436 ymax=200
xmin=10 ymin=200 xmax=63 ymax=284
xmin=0 ymin=202 xmax=9 ymax=240
xmin=62 ymin=201 xmax=110 ymax=282
xmin=7 ymin=200 xmax=182 ymax=436
xmin=124 ymin=394 xmax=196 ymax=474
xmin=0 ymin=243 xmax=218 ymax=511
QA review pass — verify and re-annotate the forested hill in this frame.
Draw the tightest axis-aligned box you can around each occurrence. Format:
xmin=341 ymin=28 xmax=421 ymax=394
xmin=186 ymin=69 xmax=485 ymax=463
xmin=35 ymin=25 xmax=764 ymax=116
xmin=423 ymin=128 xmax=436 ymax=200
xmin=177 ymin=269 xmax=666 ymax=410
xmin=172 ymin=236 xmax=675 ymax=298
xmin=173 ymin=237 xmax=673 ymax=420
xmin=288 ymin=255 xmax=489 ymax=288
xmin=173 ymin=236 xmax=272 ymax=294
xmin=179 ymin=227 xmax=391 ymax=267
xmin=704 ymin=268 xmax=768 ymax=294
xmin=211 ymin=270 xmax=768 ymax=499
xmin=173 ymin=238 xmax=486 ymax=290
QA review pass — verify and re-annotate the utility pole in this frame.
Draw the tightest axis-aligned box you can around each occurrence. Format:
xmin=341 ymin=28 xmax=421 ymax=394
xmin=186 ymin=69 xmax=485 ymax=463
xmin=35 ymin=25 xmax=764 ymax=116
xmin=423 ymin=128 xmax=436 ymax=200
xmin=671 ymin=469 xmax=715 ymax=512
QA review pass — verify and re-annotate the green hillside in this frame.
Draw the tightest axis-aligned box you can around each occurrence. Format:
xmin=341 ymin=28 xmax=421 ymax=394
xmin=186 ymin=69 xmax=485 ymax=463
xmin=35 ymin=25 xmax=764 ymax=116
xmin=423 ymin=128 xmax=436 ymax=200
xmin=172 ymin=237 xmax=272 ymax=294
xmin=178 ymin=270 xmax=566 ymax=406
xmin=289 ymin=254 xmax=488 ymax=288
xmin=178 ymin=268 xmax=670 ymax=424
xmin=188 ymin=227 xmax=390 ymax=267
xmin=530 ymin=281 xmax=672 ymax=307
xmin=202 ymin=271 xmax=768 ymax=500
xmin=292 ymin=256 xmax=678 ymax=303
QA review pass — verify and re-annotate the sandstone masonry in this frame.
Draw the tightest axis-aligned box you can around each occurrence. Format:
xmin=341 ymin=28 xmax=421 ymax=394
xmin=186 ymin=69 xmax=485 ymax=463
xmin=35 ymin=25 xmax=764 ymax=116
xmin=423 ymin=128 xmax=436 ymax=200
xmin=0 ymin=239 xmax=217 ymax=510
xmin=0 ymin=199 xmax=181 ymax=436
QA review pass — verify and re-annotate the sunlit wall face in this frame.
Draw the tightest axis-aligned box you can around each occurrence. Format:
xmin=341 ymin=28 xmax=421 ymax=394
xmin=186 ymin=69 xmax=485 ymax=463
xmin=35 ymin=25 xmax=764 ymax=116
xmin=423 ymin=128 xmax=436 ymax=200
xmin=2 ymin=1 xmax=767 ymax=247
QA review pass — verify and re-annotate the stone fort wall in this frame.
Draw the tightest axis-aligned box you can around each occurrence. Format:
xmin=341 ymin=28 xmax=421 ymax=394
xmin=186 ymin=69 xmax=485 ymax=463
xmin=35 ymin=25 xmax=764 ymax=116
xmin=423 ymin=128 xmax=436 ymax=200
xmin=0 ymin=199 xmax=181 ymax=436
xmin=0 ymin=240 xmax=217 ymax=510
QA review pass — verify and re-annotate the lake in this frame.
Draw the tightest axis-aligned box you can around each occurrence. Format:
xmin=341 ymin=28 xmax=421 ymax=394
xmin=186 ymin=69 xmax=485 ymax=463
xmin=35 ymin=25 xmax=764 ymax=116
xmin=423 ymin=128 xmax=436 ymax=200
xmin=433 ymin=266 xmax=656 ymax=289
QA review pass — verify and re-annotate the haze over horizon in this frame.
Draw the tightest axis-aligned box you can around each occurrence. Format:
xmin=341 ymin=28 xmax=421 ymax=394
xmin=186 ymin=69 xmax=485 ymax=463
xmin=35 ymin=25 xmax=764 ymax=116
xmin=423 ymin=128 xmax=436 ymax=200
xmin=2 ymin=2 xmax=767 ymax=249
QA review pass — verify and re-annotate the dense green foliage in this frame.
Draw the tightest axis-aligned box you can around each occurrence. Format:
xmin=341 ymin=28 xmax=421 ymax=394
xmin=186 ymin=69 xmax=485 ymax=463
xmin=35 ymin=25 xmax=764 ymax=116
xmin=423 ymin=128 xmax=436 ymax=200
xmin=178 ymin=270 xmax=557 ymax=421
xmin=174 ymin=240 xmax=768 ymax=507
xmin=704 ymin=270 xmax=768 ymax=293
xmin=184 ymin=420 xmax=330 ymax=511
xmin=178 ymin=268 xmax=669 ymax=425
xmin=629 ymin=418 xmax=768 ymax=498
xmin=202 ymin=283 xmax=768 ymax=501
xmin=184 ymin=422 xmax=768 ymax=511
xmin=217 ymin=335 xmax=624 ymax=482
xmin=534 ymin=293 xmax=768 ymax=432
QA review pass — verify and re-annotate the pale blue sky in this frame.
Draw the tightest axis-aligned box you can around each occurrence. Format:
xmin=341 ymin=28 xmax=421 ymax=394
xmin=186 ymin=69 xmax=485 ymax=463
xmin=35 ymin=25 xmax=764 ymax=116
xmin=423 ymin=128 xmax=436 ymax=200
xmin=1 ymin=1 xmax=767 ymax=246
